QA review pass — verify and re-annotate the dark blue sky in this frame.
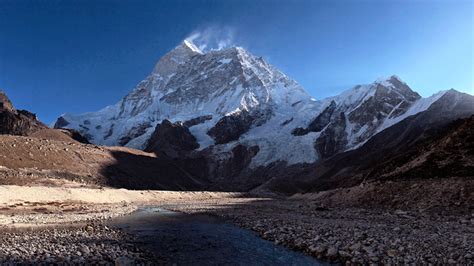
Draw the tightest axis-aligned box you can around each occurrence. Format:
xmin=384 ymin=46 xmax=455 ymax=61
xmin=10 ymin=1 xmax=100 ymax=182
xmin=0 ymin=0 xmax=472 ymax=123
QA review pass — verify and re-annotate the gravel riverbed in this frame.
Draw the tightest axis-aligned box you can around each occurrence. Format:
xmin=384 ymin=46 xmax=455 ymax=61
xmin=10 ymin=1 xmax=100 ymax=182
xmin=0 ymin=190 xmax=472 ymax=265
xmin=0 ymin=201 xmax=162 ymax=265
xmin=165 ymin=198 xmax=474 ymax=265
xmin=0 ymin=224 xmax=161 ymax=264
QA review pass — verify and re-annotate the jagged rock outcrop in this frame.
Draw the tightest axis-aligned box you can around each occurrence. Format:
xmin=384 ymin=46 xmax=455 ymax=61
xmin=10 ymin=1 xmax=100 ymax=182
xmin=0 ymin=90 xmax=91 ymax=144
xmin=0 ymin=91 xmax=14 ymax=112
xmin=145 ymin=119 xmax=199 ymax=158
xmin=0 ymin=91 xmax=46 ymax=135
xmin=183 ymin=115 xmax=213 ymax=128
xmin=53 ymin=116 xmax=70 ymax=129
xmin=207 ymin=111 xmax=255 ymax=144
xmin=118 ymin=123 xmax=152 ymax=146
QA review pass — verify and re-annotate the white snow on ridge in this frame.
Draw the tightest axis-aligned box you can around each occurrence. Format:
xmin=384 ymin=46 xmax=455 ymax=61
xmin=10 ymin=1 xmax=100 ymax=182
xmin=183 ymin=39 xmax=203 ymax=54
xmin=375 ymin=75 xmax=407 ymax=87
xmin=377 ymin=90 xmax=448 ymax=133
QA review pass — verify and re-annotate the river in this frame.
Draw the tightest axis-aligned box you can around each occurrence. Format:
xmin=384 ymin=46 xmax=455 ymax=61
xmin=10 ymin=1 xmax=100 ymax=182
xmin=109 ymin=207 xmax=325 ymax=265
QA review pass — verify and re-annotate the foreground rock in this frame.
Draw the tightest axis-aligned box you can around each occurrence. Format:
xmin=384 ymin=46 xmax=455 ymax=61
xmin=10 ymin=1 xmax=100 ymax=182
xmin=0 ymin=91 xmax=46 ymax=136
xmin=0 ymin=224 xmax=161 ymax=264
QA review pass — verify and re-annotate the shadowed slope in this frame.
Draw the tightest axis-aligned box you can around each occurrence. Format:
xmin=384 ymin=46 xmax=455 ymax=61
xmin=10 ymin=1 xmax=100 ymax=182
xmin=254 ymin=90 xmax=474 ymax=194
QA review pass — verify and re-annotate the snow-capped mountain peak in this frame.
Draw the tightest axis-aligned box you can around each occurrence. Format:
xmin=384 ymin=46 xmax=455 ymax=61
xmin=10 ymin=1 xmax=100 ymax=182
xmin=56 ymin=43 xmax=311 ymax=150
xmin=55 ymin=43 xmax=464 ymax=169
xmin=373 ymin=75 xmax=419 ymax=101
xmin=375 ymin=74 xmax=406 ymax=86
xmin=152 ymin=40 xmax=202 ymax=78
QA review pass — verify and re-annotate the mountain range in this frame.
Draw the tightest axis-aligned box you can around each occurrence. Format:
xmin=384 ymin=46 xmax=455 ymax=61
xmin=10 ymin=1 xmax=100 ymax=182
xmin=0 ymin=40 xmax=471 ymax=194
xmin=51 ymin=41 xmax=474 ymax=192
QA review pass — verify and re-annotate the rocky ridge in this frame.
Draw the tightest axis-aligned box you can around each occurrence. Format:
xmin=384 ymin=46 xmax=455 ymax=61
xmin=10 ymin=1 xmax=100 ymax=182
xmin=0 ymin=91 xmax=46 ymax=136
xmin=0 ymin=90 xmax=89 ymax=144
xmin=254 ymin=91 xmax=474 ymax=195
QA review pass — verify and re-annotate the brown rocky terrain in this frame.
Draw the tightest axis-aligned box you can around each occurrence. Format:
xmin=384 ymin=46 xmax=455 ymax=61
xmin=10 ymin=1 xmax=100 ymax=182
xmin=0 ymin=105 xmax=46 ymax=136
xmin=0 ymin=90 xmax=209 ymax=190
xmin=0 ymin=134 xmax=211 ymax=190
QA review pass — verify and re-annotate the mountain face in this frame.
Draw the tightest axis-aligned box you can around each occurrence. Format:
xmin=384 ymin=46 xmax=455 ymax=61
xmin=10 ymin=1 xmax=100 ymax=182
xmin=254 ymin=90 xmax=474 ymax=194
xmin=369 ymin=113 xmax=474 ymax=181
xmin=55 ymin=41 xmax=315 ymax=165
xmin=55 ymin=41 xmax=474 ymax=185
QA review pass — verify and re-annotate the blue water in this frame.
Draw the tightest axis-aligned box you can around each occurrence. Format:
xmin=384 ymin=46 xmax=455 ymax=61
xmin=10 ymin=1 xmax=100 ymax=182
xmin=110 ymin=207 xmax=325 ymax=266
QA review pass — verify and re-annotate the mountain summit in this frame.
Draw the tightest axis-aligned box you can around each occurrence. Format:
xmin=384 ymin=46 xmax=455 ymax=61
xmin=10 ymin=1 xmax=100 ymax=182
xmin=55 ymin=41 xmax=312 ymax=161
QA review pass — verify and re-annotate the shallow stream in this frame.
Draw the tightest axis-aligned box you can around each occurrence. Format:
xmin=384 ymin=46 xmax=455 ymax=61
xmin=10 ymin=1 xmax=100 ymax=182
xmin=109 ymin=207 xmax=324 ymax=265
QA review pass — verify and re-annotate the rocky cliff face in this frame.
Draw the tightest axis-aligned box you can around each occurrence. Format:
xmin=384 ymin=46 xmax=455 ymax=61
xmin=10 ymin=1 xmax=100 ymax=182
xmin=0 ymin=91 xmax=46 ymax=136
xmin=292 ymin=76 xmax=423 ymax=158
xmin=55 ymin=41 xmax=474 ymax=189
xmin=145 ymin=119 xmax=199 ymax=158
xmin=0 ymin=91 xmax=14 ymax=112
